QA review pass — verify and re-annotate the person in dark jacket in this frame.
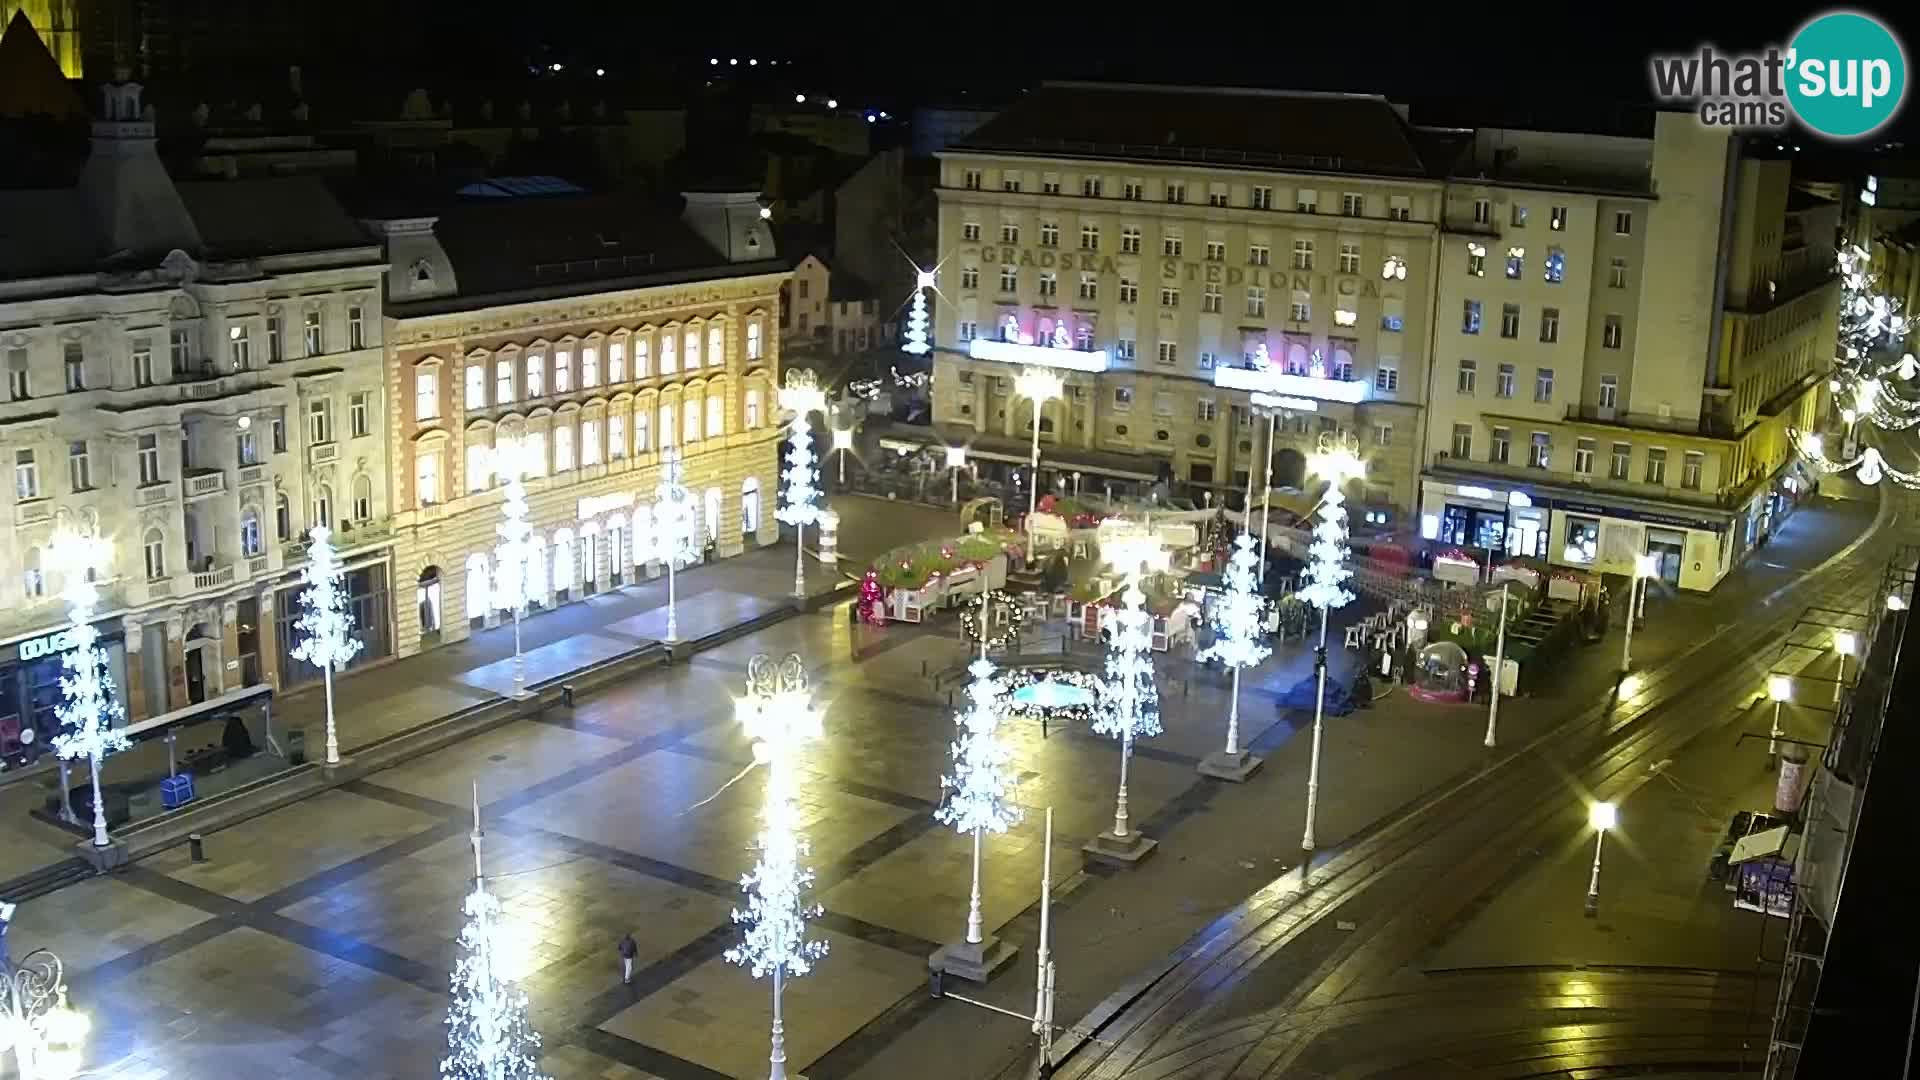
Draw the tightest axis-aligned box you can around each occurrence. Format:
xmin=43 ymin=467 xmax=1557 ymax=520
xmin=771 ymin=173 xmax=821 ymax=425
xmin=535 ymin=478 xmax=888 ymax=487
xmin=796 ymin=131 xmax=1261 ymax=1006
xmin=618 ymin=932 xmax=638 ymax=984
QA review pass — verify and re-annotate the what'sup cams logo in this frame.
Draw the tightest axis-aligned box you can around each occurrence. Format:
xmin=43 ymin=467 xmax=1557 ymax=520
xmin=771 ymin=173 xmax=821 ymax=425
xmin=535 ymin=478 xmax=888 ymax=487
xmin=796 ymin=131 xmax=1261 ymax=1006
xmin=1649 ymin=10 xmax=1908 ymax=139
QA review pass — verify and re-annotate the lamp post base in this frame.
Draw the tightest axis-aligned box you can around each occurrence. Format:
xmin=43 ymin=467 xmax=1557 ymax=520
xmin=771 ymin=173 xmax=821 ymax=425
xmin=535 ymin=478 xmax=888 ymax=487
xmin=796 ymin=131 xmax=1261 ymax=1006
xmin=1197 ymin=750 xmax=1265 ymax=783
xmin=928 ymin=934 xmax=1019 ymax=984
xmin=1083 ymin=829 xmax=1158 ymax=867
xmin=76 ymin=836 xmax=129 ymax=871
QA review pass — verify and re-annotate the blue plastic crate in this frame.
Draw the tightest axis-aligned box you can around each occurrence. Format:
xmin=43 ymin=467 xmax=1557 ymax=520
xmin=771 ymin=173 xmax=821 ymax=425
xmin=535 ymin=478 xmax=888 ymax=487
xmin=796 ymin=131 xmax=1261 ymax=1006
xmin=161 ymin=772 xmax=195 ymax=810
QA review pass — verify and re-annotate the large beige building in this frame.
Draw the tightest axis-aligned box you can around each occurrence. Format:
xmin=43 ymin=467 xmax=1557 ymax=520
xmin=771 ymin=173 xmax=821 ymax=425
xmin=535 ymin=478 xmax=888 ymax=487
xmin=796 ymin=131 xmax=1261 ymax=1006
xmin=926 ymin=83 xmax=1442 ymax=522
xmin=365 ymin=189 xmax=787 ymax=658
xmin=1422 ymin=115 xmax=1839 ymax=592
xmin=0 ymin=78 xmax=394 ymax=751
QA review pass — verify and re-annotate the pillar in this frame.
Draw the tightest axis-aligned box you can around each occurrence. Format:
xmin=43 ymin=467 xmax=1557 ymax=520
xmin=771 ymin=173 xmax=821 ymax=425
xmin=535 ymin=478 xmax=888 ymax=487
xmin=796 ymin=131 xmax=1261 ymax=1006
xmin=121 ymin=616 xmax=149 ymax=723
xmin=594 ymin=523 xmax=613 ymax=592
xmin=219 ymin=600 xmax=241 ymax=697
xmin=164 ymin=616 xmax=186 ymax=711
xmin=256 ymin=588 xmax=282 ymax=691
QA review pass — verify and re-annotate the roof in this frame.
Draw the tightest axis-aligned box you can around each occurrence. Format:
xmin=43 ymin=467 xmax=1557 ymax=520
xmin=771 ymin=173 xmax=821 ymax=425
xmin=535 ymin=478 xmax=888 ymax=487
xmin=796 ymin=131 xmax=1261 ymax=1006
xmin=390 ymin=191 xmax=785 ymax=311
xmin=951 ymin=83 xmax=1434 ymax=178
xmin=0 ymin=11 xmax=83 ymax=121
xmin=0 ymin=187 xmax=92 ymax=276
xmin=453 ymin=175 xmax=585 ymax=198
xmin=174 ymin=176 xmax=373 ymax=259
xmin=829 ymin=266 xmax=875 ymax=302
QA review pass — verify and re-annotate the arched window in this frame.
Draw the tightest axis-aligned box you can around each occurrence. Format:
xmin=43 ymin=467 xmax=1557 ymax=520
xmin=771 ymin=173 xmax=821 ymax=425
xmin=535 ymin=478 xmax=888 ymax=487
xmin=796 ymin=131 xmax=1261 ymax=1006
xmin=707 ymin=395 xmax=725 ymax=438
xmin=314 ymin=484 xmax=333 ymax=529
xmin=632 ymin=504 xmax=653 ymax=565
xmin=661 ymin=331 xmax=678 ymax=375
xmin=143 ymin=528 xmax=166 ymax=580
xmin=741 ymin=477 xmax=761 ymax=536
xmin=353 ymin=474 xmax=374 ymax=520
xmin=22 ymin=547 xmax=44 ymax=599
xmin=465 ymin=552 xmax=491 ymax=620
xmin=240 ymin=508 xmax=263 ymax=556
xmin=659 ymin=403 xmax=676 ymax=449
xmin=1286 ymin=343 xmax=1309 ymax=375
xmin=706 ymin=324 xmax=724 ymax=367
xmin=746 ymin=320 xmax=763 ymax=361
xmin=525 ymin=536 xmax=548 ymax=604
xmin=553 ymin=529 xmax=575 ymax=592
xmin=704 ymin=487 xmax=723 ymax=547
xmin=554 ymin=423 xmax=574 ymax=472
xmin=275 ymin=493 xmax=292 ymax=539
xmin=745 ymin=388 xmax=763 ymax=428
xmin=683 ymin=397 xmax=702 ymax=443
xmin=525 ymin=430 xmax=547 ymax=476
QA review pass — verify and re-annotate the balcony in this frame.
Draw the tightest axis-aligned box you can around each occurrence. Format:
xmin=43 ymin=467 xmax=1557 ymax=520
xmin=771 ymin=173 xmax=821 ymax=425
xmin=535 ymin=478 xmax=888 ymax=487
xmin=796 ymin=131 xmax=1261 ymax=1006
xmin=192 ymin=563 xmax=235 ymax=591
xmin=238 ymin=465 xmax=265 ymax=486
xmin=309 ymin=442 xmax=339 ymax=465
xmin=183 ymin=469 xmax=227 ymax=500
xmin=16 ymin=499 xmax=52 ymax=525
xmin=1561 ymin=404 xmax=1739 ymax=439
xmin=135 ymin=481 xmax=176 ymax=506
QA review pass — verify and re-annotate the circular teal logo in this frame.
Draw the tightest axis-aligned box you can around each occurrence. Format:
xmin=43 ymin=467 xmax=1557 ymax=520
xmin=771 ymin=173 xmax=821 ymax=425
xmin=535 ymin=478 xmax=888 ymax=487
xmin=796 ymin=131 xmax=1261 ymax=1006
xmin=1786 ymin=11 xmax=1907 ymax=139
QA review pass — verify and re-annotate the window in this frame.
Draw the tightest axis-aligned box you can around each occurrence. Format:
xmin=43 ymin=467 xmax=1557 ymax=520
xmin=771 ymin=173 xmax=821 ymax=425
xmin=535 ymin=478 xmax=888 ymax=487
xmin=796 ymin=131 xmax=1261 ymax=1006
xmin=1603 ymin=315 xmax=1624 ymax=350
xmin=1291 ymin=239 xmax=1313 ymax=270
xmin=275 ymin=493 xmax=291 ymax=539
xmin=351 ymin=391 xmax=371 ymax=437
xmin=1375 ymin=362 xmax=1399 ymax=394
xmin=314 ymin=485 xmax=335 ymax=529
xmin=963 ymin=168 xmax=982 ymax=190
xmin=1496 ymin=363 xmax=1516 ymax=398
xmin=609 ymin=413 xmax=627 ymax=459
xmin=1610 ymin=442 xmax=1631 ymax=480
xmin=271 ymin=409 xmax=287 ymax=453
xmin=1246 ymin=286 xmax=1266 ymax=317
xmin=1466 ymin=242 xmax=1487 ymax=277
xmin=22 ymin=548 xmax=44 ymax=598
xmin=1381 ymin=301 xmax=1404 ymax=332
xmin=582 ymin=347 xmax=600 ymax=387
xmin=658 ymin=404 xmax=676 ymax=449
xmin=1500 ymin=304 xmax=1521 ymax=338
xmin=1549 ymin=206 xmax=1567 ymax=231
xmin=1339 ymin=242 xmax=1360 ymax=274
xmin=1000 ymin=222 xmax=1019 ymax=244
xmin=555 ymin=349 xmax=575 ymax=393
xmin=1682 ymin=451 xmax=1704 ymax=490
xmin=523 ymin=430 xmax=546 ymax=475
xmin=706 ymin=396 xmax=725 ymax=438
xmin=1249 ymin=244 xmax=1271 ymax=266
xmin=237 ymin=508 xmax=262 ymax=557
xmin=1196 ymin=399 xmax=1216 ymax=422
xmin=169 ymin=330 xmax=191 ymax=374
xmin=1463 ymin=300 xmax=1482 ymax=334
xmin=414 ymin=368 xmax=439 ymax=420
xmin=308 ymin=398 xmax=333 ymax=443
xmin=1156 ymin=342 xmax=1178 ymax=365
xmin=466 ymin=445 xmax=490 ymax=493
xmin=1457 ymin=359 xmax=1477 ymax=395
xmin=1113 ymin=386 xmax=1133 ymax=409
xmin=1342 ymin=192 xmax=1364 ymax=217
xmin=520 ymin=353 xmax=543 ymax=397
xmin=683 ymin=397 xmax=702 ymax=443
xmin=1505 ymin=248 xmax=1524 ymax=279
xmin=144 ymin=529 xmax=166 ymax=580
xmin=1199 ymin=351 xmax=1217 ymax=370
xmin=1080 ymin=274 xmax=1099 ymax=301
xmin=583 ymin=418 xmax=603 ymax=465
xmin=1041 ymin=272 xmax=1059 ymax=298
xmin=1544 ymin=248 xmax=1565 ymax=284
xmin=1296 ymin=189 xmax=1317 ymax=213
xmin=133 ymin=340 xmax=155 ymax=387
xmin=1388 ymin=195 xmax=1411 ymax=221
xmin=1534 ymin=367 xmax=1555 ymax=402
xmin=1207 ymin=187 xmax=1228 ymax=208
xmin=1539 ymin=307 xmax=1560 ymax=343
xmin=1288 ymin=296 xmax=1309 ymax=322
xmin=1121 ymin=226 xmax=1141 ymax=254
xmin=1614 ymin=210 xmax=1633 ymax=235
xmin=353 ymin=475 xmax=372 ymax=521
xmin=1039 ymin=221 xmax=1059 ymax=247
xmin=1574 ymin=437 xmax=1596 ymax=474
xmin=416 ymin=450 xmax=441 ymax=505
xmin=1251 ymin=186 xmax=1273 ymax=209
xmin=1164 ymin=182 xmax=1186 ymax=203
xmin=1451 ymin=423 xmax=1473 ymax=458
xmin=465 ymin=364 xmax=486 ymax=408
xmin=962 ymin=222 xmax=981 ymax=242
xmin=1080 ymin=223 xmax=1100 ymax=250
xmin=1599 ymin=375 xmax=1619 ymax=410
xmin=1202 ymin=283 xmax=1222 ymax=312
xmin=1153 ymin=392 xmax=1174 ymax=417
xmin=1645 ymin=447 xmax=1667 ymax=484
xmin=961 ymin=266 xmax=979 ymax=289
xmin=1609 ymin=257 xmax=1628 ymax=289
xmin=1563 ymin=516 xmax=1600 ymax=564
xmin=1205 ymin=240 xmax=1226 ymax=262
xmin=1511 ymin=203 xmax=1529 ymax=227
xmin=957 ymin=320 xmax=977 ymax=342
xmin=999 ymin=267 xmax=1018 ymax=293
xmin=634 ymin=336 xmax=653 ymax=378
xmin=745 ymin=321 xmax=763 ymax=362
xmin=267 ymin=317 xmax=283 ymax=363
xmin=1374 ymin=423 xmax=1393 ymax=447
xmin=65 ymin=440 xmax=89 ymax=491
xmin=348 ymin=304 xmax=366 ymax=349
xmin=1042 ymin=176 xmax=1061 ymax=194
xmin=303 ymin=309 xmax=323 ymax=355
xmin=1529 ymin=431 xmax=1551 ymax=468
xmin=1115 ymin=339 xmax=1135 ymax=362
xmin=1083 ymin=176 xmax=1104 ymax=197
xmin=1472 ymin=198 xmax=1492 ymax=224
xmin=1119 ymin=278 xmax=1139 ymax=304
xmin=661 ymin=333 xmax=678 ymax=374
xmin=1162 ymin=232 xmax=1183 ymax=257
xmin=1159 ymin=286 xmax=1178 ymax=308
xmin=222 ymin=326 xmax=248 ymax=372
xmin=237 ymin=429 xmax=257 ymax=466
xmin=553 ymin=423 xmax=574 ymax=470
xmin=635 ymin=411 xmax=651 ymax=451
xmin=137 ymin=434 xmax=161 ymax=485
xmin=1491 ymin=427 xmax=1511 ymax=464
xmin=1003 ymin=176 xmax=1022 ymax=193
xmin=498 ymin=359 xmax=516 ymax=403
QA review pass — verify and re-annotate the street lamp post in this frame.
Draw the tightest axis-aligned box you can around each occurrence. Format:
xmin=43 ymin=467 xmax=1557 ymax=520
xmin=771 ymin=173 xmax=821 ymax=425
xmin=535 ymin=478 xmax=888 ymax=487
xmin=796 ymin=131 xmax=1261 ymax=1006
xmin=832 ymin=427 xmax=854 ymax=486
xmin=1767 ymin=674 xmax=1792 ymax=764
xmin=946 ymin=445 xmax=968 ymax=505
xmin=1833 ymin=630 xmax=1857 ymax=703
xmin=1584 ymin=801 xmax=1617 ymax=916
xmin=1620 ymin=554 xmax=1656 ymax=673
xmin=1244 ymin=397 xmax=1287 ymax=586
xmin=1300 ymin=436 xmax=1363 ymax=852
xmin=1484 ymin=583 xmax=1509 ymax=748
xmin=49 ymin=534 xmax=130 ymax=849
xmin=1014 ymin=367 xmax=1064 ymax=533
xmin=777 ymin=372 xmax=828 ymax=599
xmin=492 ymin=446 xmax=535 ymax=699
xmin=1 ymin=904 xmax=90 ymax=1080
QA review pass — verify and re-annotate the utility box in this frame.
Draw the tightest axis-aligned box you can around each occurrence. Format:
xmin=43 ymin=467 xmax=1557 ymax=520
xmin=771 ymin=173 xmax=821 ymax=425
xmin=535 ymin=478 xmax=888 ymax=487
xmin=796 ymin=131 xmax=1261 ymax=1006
xmin=161 ymin=772 xmax=196 ymax=811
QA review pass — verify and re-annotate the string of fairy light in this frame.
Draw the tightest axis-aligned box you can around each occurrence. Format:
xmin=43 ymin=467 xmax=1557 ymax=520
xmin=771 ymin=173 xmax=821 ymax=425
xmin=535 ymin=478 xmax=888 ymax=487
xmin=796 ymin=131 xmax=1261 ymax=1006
xmin=1801 ymin=243 xmax=1920 ymax=483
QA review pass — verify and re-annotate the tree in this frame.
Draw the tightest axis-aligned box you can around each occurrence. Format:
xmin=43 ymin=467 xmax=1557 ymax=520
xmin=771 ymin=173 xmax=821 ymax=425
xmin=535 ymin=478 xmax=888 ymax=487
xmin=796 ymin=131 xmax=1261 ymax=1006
xmin=1091 ymin=579 xmax=1162 ymax=849
xmin=776 ymin=403 xmax=823 ymax=596
xmin=653 ymin=447 xmax=702 ymax=641
xmin=901 ymin=274 xmax=931 ymax=356
xmin=52 ymin=534 xmax=129 ymax=848
xmin=934 ymin=645 xmax=1021 ymax=955
xmin=1198 ymin=531 xmax=1272 ymax=772
xmin=290 ymin=526 xmax=363 ymax=765
xmin=442 ymin=793 xmax=546 ymax=1080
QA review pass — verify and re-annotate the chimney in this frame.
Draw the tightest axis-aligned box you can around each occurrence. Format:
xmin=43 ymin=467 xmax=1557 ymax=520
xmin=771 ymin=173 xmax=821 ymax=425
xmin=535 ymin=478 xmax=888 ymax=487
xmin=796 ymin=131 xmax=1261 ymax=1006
xmin=680 ymin=190 xmax=774 ymax=264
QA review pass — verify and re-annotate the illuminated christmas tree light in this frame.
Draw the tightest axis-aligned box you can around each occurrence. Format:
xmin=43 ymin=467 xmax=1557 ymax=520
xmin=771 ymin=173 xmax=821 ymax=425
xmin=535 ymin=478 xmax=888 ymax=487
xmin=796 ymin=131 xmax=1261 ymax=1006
xmin=1299 ymin=440 xmax=1362 ymax=851
xmin=51 ymin=533 xmax=130 ymax=848
xmin=442 ymin=787 xmax=546 ymax=1080
xmin=493 ymin=452 xmax=536 ymax=696
xmin=653 ymin=446 xmax=702 ymax=641
xmin=777 ymin=374 xmax=827 ymax=597
xmin=1198 ymin=530 xmax=1272 ymax=772
xmin=934 ymin=625 xmax=1021 ymax=949
xmin=901 ymin=270 xmax=933 ymax=356
xmin=290 ymin=525 xmax=363 ymax=766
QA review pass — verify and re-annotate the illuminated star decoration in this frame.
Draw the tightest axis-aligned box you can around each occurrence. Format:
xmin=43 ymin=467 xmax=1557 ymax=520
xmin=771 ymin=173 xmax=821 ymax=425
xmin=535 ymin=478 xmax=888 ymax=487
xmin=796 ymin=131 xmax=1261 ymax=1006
xmin=726 ymin=655 xmax=829 ymax=981
xmin=52 ymin=533 xmax=131 ymax=840
xmin=901 ymin=269 xmax=933 ymax=356
xmin=934 ymin=653 xmax=1021 ymax=837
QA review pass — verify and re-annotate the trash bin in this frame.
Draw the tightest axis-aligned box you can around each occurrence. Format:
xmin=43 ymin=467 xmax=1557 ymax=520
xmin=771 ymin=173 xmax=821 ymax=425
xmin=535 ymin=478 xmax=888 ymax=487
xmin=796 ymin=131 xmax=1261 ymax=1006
xmin=286 ymin=728 xmax=307 ymax=766
xmin=1776 ymin=745 xmax=1810 ymax=815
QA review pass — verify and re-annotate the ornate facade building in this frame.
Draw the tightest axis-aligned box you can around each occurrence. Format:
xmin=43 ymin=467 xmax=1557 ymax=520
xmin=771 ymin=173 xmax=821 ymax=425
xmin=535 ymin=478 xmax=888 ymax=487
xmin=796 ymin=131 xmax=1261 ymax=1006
xmin=0 ymin=78 xmax=392 ymax=752
xmin=364 ymin=188 xmax=787 ymax=658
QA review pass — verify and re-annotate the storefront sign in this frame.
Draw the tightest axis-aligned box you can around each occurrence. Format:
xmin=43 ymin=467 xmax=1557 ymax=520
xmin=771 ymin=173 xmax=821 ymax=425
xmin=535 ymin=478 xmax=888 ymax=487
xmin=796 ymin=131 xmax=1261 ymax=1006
xmin=1249 ymin=392 xmax=1318 ymax=412
xmin=578 ymin=492 xmax=637 ymax=522
xmin=968 ymin=338 xmax=1110 ymax=371
xmin=1550 ymin=499 xmax=1725 ymax=534
xmin=1214 ymin=366 xmax=1370 ymax=403
xmin=17 ymin=628 xmax=78 ymax=661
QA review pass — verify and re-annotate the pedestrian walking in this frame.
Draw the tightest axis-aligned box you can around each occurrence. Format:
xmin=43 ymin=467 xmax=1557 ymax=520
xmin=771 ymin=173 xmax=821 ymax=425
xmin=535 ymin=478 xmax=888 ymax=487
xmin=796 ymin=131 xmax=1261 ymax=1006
xmin=618 ymin=931 xmax=637 ymax=984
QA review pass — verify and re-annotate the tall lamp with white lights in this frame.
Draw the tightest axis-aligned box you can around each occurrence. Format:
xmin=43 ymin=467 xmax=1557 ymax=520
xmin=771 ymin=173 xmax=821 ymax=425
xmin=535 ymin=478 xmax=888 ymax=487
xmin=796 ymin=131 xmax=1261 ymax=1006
xmin=777 ymin=371 xmax=828 ymax=598
xmin=1299 ymin=436 xmax=1363 ymax=852
xmin=1014 ymin=367 xmax=1064 ymax=532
